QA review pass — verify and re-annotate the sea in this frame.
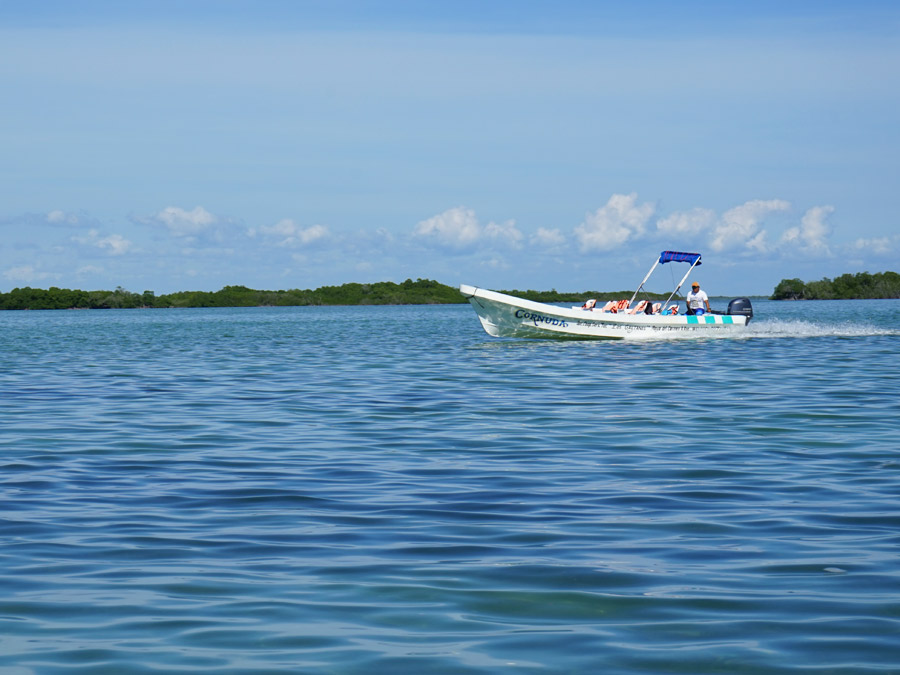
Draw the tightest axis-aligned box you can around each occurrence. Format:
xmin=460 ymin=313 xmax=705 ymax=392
xmin=1 ymin=298 xmax=899 ymax=674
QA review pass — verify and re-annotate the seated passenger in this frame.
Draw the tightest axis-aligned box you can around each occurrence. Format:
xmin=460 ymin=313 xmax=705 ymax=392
xmin=581 ymin=298 xmax=597 ymax=310
xmin=627 ymin=300 xmax=648 ymax=314
xmin=685 ymin=281 xmax=711 ymax=315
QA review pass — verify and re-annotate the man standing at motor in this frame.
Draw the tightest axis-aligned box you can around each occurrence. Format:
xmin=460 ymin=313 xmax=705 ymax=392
xmin=686 ymin=281 xmax=711 ymax=315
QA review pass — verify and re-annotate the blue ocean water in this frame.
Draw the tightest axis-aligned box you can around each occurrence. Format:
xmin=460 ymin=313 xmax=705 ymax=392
xmin=1 ymin=299 xmax=899 ymax=674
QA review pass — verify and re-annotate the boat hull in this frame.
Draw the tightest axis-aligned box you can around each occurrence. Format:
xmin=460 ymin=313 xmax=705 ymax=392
xmin=459 ymin=284 xmax=748 ymax=340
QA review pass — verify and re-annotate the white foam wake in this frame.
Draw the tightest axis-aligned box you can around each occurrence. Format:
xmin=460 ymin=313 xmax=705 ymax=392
xmin=745 ymin=318 xmax=898 ymax=339
xmin=620 ymin=318 xmax=898 ymax=342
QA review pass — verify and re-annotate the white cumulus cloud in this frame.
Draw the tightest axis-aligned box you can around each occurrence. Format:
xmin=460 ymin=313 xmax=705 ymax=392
xmin=851 ymin=235 xmax=895 ymax=255
xmin=656 ymin=207 xmax=717 ymax=236
xmin=46 ymin=210 xmax=79 ymax=225
xmin=574 ymin=193 xmax=655 ymax=252
xmin=780 ymin=205 xmax=834 ymax=254
xmin=710 ymin=199 xmax=790 ymax=252
xmin=414 ymin=207 xmax=522 ymax=250
xmin=414 ymin=207 xmax=481 ymax=249
xmin=531 ymin=227 xmax=566 ymax=247
xmin=257 ymin=219 xmax=329 ymax=247
xmin=484 ymin=219 xmax=523 ymax=247
xmin=97 ymin=233 xmax=132 ymax=255
xmin=156 ymin=206 xmax=216 ymax=236
xmin=73 ymin=229 xmax=133 ymax=255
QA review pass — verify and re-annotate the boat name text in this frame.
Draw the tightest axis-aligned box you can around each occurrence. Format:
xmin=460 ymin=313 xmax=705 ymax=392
xmin=515 ymin=309 xmax=569 ymax=328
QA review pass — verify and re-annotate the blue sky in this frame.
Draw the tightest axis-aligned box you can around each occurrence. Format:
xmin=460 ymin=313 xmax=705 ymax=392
xmin=1 ymin=1 xmax=898 ymax=296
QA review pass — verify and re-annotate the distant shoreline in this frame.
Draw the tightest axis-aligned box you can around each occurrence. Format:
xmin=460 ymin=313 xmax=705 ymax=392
xmin=770 ymin=271 xmax=899 ymax=300
xmin=2 ymin=272 xmax=896 ymax=310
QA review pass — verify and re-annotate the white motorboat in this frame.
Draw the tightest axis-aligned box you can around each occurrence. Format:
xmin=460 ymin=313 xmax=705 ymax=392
xmin=460 ymin=251 xmax=753 ymax=340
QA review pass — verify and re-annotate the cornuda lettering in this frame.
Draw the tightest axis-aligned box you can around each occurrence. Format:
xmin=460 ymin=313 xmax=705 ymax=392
xmin=515 ymin=309 xmax=568 ymax=328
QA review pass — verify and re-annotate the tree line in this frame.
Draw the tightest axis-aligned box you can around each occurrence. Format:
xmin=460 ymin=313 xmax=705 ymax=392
xmin=771 ymin=271 xmax=900 ymax=300
xmin=0 ymin=279 xmax=669 ymax=311
xmin=0 ymin=279 xmax=466 ymax=310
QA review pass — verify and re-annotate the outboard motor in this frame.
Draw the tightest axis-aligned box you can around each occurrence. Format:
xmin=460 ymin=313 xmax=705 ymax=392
xmin=726 ymin=297 xmax=753 ymax=322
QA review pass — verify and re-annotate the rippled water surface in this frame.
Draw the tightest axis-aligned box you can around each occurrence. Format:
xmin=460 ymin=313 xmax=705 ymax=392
xmin=2 ymin=299 xmax=899 ymax=673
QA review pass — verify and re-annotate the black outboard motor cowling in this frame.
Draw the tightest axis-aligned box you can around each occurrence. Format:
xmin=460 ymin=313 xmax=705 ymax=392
xmin=726 ymin=297 xmax=753 ymax=322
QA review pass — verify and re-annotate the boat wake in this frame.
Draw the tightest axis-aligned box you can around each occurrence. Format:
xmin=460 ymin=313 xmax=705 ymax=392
xmin=620 ymin=318 xmax=898 ymax=342
xmin=744 ymin=318 xmax=899 ymax=339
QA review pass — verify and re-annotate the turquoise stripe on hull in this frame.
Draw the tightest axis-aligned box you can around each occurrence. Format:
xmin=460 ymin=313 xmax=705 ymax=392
xmin=686 ymin=315 xmax=734 ymax=325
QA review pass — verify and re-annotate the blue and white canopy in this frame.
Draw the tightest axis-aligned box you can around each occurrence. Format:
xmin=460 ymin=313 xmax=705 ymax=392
xmin=659 ymin=250 xmax=702 ymax=266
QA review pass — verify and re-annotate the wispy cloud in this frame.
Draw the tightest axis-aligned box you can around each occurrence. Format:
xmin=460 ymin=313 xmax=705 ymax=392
xmin=3 ymin=265 xmax=57 ymax=284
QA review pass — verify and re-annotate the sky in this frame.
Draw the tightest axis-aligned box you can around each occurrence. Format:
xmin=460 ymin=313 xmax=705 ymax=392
xmin=1 ymin=1 xmax=898 ymax=296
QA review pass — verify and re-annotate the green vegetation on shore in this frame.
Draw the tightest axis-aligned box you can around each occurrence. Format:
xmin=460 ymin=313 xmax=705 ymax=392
xmin=0 ymin=279 xmax=670 ymax=311
xmin=0 ymin=279 xmax=460 ymax=310
xmin=771 ymin=271 xmax=900 ymax=300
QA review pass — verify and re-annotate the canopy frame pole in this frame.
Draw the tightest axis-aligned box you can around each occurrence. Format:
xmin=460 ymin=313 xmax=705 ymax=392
xmin=662 ymin=258 xmax=701 ymax=309
xmin=627 ymin=259 xmax=660 ymax=306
